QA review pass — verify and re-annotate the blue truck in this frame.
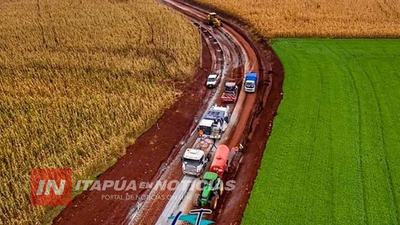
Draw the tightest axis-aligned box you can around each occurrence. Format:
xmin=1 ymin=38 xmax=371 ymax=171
xmin=244 ymin=72 xmax=258 ymax=93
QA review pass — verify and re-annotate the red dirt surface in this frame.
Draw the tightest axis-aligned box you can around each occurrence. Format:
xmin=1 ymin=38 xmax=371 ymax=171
xmin=214 ymin=44 xmax=284 ymax=225
xmin=198 ymin=8 xmax=284 ymax=225
xmin=53 ymin=37 xmax=213 ymax=225
xmin=165 ymin=1 xmax=285 ymax=224
xmin=131 ymin=24 xmax=245 ymax=225
xmin=129 ymin=1 xmax=285 ymax=224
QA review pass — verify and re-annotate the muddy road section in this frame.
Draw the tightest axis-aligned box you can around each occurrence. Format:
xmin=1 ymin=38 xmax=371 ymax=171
xmin=129 ymin=0 xmax=284 ymax=224
xmin=53 ymin=0 xmax=284 ymax=223
xmin=213 ymin=45 xmax=284 ymax=225
xmin=53 ymin=38 xmax=217 ymax=224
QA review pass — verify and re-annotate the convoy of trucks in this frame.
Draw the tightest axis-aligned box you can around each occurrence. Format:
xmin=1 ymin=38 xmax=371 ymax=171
xmin=180 ymin=54 xmax=259 ymax=210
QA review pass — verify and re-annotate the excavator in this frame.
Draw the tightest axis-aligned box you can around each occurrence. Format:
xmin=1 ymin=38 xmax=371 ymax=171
xmin=205 ymin=12 xmax=222 ymax=27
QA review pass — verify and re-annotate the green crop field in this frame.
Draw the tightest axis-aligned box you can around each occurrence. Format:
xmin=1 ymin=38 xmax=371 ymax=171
xmin=243 ymin=39 xmax=400 ymax=224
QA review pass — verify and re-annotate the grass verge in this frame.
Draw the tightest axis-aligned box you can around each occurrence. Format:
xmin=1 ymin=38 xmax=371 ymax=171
xmin=243 ymin=39 xmax=400 ymax=224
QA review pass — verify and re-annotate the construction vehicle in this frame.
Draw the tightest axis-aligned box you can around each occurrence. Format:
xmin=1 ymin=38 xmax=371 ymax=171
xmin=221 ymin=81 xmax=238 ymax=103
xmin=244 ymin=72 xmax=258 ymax=93
xmin=206 ymin=73 xmax=219 ymax=88
xmin=193 ymin=145 xmax=229 ymax=209
xmin=182 ymin=138 xmax=214 ymax=177
xmin=198 ymin=105 xmax=229 ymax=140
xmin=193 ymin=171 xmax=224 ymax=209
xmin=209 ymin=145 xmax=229 ymax=177
xmin=205 ymin=12 xmax=222 ymax=27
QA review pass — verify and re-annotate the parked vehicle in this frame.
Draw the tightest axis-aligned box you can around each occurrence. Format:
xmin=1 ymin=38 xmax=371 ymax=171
xmin=193 ymin=144 xmax=229 ymax=209
xmin=193 ymin=171 xmax=224 ymax=209
xmin=209 ymin=145 xmax=229 ymax=177
xmin=221 ymin=81 xmax=238 ymax=103
xmin=206 ymin=74 xmax=218 ymax=88
xmin=197 ymin=105 xmax=229 ymax=140
xmin=244 ymin=72 xmax=258 ymax=93
xmin=182 ymin=138 xmax=214 ymax=177
xmin=205 ymin=12 xmax=222 ymax=27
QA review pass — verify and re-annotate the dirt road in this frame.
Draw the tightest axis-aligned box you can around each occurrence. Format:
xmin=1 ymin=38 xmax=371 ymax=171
xmin=128 ymin=1 xmax=284 ymax=225
xmin=53 ymin=0 xmax=284 ymax=224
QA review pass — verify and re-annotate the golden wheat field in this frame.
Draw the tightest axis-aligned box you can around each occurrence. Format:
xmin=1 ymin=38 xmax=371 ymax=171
xmin=0 ymin=0 xmax=199 ymax=223
xmin=193 ymin=0 xmax=400 ymax=37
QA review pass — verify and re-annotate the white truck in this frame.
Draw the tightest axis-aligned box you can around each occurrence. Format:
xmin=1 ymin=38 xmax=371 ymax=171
xmin=182 ymin=138 xmax=214 ymax=176
xmin=206 ymin=73 xmax=218 ymax=88
xmin=197 ymin=105 xmax=229 ymax=140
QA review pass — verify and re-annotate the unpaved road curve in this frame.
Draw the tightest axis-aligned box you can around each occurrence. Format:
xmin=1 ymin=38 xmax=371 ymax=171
xmin=53 ymin=25 xmax=219 ymax=225
xmin=52 ymin=0 xmax=284 ymax=224
xmin=129 ymin=0 xmax=284 ymax=225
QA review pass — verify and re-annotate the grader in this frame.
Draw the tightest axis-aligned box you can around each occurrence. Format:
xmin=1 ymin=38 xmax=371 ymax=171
xmin=205 ymin=12 xmax=222 ymax=27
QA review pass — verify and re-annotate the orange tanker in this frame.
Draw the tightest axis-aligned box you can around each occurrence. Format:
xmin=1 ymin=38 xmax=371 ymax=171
xmin=210 ymin=144 xmax=229 ymax=177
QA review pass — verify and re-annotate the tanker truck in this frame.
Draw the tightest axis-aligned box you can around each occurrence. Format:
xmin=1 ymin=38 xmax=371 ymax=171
xmin=209 ymin=144 xmax=229 ymax=177
xmin=193 ymin=145 xmax=229 ymax=209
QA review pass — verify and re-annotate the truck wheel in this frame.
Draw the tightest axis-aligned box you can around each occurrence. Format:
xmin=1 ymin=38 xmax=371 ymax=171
xmin=219 ymin=182 xmax=224 ymax=196
xmin=211 ymin=196 xmax=218 ymax=210
xmin=193 ymin=193 xmax=200 ymax=207
xmin=199 ymin=168 xmax=204 ymax=176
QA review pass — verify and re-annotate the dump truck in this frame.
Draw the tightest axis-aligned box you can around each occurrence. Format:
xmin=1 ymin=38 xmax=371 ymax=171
xmin=206 ymin=73 xmax=218 ymax=88
xmin=198 ymin=105 xmax=229 ymax=140
xmin=244 ymin=72 xmax=258 ymax=93
xmin=182 ymin=138 xmax=214 ymax=177
xmin=205 ymin=12 xmax=222 ymax=27
xmin=209 ymin=144 xmax=229 ymax=177
xmin=221 ymin=81 xmax=238 ymax=103
xmin=193 ymin=171 xmax=224 ymax=209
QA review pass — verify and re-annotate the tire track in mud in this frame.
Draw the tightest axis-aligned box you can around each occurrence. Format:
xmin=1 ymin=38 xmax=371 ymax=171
xmin=125 ymin=0 xmax=285 ymax=224
xmin=53 ymin=0 xmax=285 ymax=224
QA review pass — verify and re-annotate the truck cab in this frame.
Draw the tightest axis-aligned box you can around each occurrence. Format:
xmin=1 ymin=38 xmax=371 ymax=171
xmin=206 ymin=74 xmax=218 ymax=88
xmin=198 ymin=106 xmax=229 ymax=140
xmin=244 ymin=72 xmax=258 ymax=93
xmin=182 ymin=148 xmax=208 ymax=176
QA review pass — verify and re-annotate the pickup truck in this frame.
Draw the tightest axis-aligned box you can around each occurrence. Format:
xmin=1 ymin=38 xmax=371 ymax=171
xmin=206 ymin=73 xmax=218 ymax=88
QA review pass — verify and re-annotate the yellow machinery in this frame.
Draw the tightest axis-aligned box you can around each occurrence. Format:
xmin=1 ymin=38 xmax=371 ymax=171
xmin=205 ymin=12 xmax=222 ymax=27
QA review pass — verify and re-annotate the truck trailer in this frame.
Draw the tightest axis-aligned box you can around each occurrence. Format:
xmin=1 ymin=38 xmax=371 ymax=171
xmin=209 ymin=144 xmax=229 ymax=177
